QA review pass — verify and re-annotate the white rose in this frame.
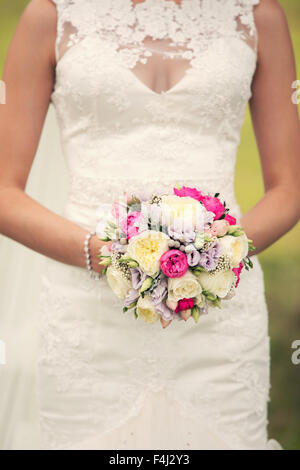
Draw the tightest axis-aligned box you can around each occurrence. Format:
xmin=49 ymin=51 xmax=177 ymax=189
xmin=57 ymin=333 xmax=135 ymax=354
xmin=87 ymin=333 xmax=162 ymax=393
xmin=106 ymin=266 xmax=131 ymax=300
xmin=168 ymin=270 xmax=202 ymax=302
xmin=127 ymin=230 xmax=169 ymax=277
xmin=218 ymin=234 xmax=249 ymax=268
xmin=136 ymin=295 xmax=160 ymax=324
xmin=197 ymin=269 xmax=236 ymax=299
xmin=161 ymin=195 xmax=206 ymax=230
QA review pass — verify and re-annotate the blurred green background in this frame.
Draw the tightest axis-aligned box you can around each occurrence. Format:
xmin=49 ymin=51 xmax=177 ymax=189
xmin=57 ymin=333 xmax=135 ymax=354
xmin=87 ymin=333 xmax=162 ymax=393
xmin=1 ymin=0 xmax=299 ymax=450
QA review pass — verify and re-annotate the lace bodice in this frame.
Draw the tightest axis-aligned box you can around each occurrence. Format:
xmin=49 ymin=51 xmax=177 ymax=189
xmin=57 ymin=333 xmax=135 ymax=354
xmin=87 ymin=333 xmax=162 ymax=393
xmin=50 ymin=0 xmax=260 ymax=231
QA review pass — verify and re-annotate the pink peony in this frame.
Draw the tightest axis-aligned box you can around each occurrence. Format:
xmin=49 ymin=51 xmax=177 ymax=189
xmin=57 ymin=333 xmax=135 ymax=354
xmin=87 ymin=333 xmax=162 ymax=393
xmin=233 ymin=262 xmax=244 ymax=288
xmin=199 ymin=195 xmax=225 ymax=220
xmin=175 ymin=298 xmax=194 ymax=313
xmin=211 ymin=219 xmax=230 ymax=237
xmin=122 ymin=212 xmax=143 ymax=240
xmin=160 ymin=250 xmax=188 ymax=278
xmin=225 ymin=214 xmax=237 ymax=226
xmin=173 ymin=186 xmax=203 ymax=201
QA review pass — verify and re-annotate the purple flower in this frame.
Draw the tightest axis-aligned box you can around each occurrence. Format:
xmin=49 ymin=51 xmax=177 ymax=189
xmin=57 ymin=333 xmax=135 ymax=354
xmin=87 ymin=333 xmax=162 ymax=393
xmin=155 ymin=302 xmax=174 ymax=321
xmin=124 ymin=289 xmax=139 ymax=308
xmin=131 ymin=268 xmax=147 ymax=290
xmin=204 ymin=211 xmax=215 ymax=228
xmin=111 ymin=241 xmax=127 ymax=254
xmin=198 ymin=252 xmax=218 ymax=272
xmin=208 ymin=241 xmax=221 ymax=260
xmin=198 ymin=242 xmax=221 ymax=271
xmin=150 ymin=279 xmax=168 ymax=305
xmin=187 ymin=250 xmax=201 ymax=267
xmin=168 ymin=223 xmax=195 ymax=243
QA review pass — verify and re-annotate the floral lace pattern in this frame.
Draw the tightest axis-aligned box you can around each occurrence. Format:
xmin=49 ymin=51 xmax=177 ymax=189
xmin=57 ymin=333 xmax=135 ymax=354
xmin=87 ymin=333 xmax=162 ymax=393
xmin=38 ymin=0 xmax=282 ymax=450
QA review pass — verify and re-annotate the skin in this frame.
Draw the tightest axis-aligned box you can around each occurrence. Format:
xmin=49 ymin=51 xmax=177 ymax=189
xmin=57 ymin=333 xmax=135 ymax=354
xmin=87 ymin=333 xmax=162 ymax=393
xmin=0 ymin=0 xmax=300 ymax=277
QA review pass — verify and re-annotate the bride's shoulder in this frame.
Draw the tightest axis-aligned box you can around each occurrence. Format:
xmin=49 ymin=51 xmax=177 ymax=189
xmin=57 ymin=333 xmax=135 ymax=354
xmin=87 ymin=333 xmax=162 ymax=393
xmin=21 ymin=0 xmax=57 ymax=30
xmin=16 ymin=0 xmax=57 ymax=65
xmin=254 ymin=0 xmax=288 ymax=30
xmin=253 ymin=0 xmax=293 ymax=66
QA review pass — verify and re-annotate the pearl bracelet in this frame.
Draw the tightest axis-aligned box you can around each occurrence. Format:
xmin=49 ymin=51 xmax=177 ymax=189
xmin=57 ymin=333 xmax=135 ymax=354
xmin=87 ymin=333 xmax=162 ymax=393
xmin=84 ymin=231 xmax=101 ymax=280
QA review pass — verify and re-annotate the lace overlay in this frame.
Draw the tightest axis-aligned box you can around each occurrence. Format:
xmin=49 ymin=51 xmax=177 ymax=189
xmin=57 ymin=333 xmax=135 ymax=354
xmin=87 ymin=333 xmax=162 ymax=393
xmin=38 ymin=0 xmax=282 ymax=450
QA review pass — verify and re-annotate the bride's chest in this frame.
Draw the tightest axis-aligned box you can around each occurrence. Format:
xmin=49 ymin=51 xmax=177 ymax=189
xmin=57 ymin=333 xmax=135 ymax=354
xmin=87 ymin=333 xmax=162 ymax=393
xmin=51 ymin=0 xmax=258 ymax=130
xmin=52 ymin=34 xmax=256 ymax=127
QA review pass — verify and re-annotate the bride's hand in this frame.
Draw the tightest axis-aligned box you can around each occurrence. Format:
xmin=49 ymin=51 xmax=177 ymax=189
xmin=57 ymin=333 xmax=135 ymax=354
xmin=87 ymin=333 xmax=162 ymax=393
xmin=89 ymin=235 xmax=112 ymax=275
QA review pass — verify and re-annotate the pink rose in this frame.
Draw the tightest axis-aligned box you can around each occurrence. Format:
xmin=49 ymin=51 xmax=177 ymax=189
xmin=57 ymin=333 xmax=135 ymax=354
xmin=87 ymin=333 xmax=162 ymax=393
xmin=160 ymin=250 xmax=188 ymax=278
xmin=211 ymin=220 xmax=230 ymax=237
xmin=225 ymin=214 xmax=237 ymax=226
xmin=174 ymin=186 xmax=203 ymax=201
xmin=122 ymin=212 xmax=143 ymax=240
xmin=175 ymin=298 xmax=194 ymax=313
xmin=233 ymin=262 xmax=244 ymax=288
xmin=199 ymin=195 xmax=225 ymax=220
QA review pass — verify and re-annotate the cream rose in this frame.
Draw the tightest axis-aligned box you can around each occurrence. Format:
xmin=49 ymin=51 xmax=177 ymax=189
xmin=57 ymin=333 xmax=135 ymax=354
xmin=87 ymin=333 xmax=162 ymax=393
xmin=106 ymin=266 xmax=131 ymax=300
xmin=127 ymin=230 xmax=169 ymax=277
xmin=195 ymin=293 xmax=206 ymax=308
xmin=197 ymin=269 xmax=235 ymax=299
xmin=218 ymin=234 xmax=249 ymax=268
xmin=168 ymin=270 xmax=202 ymax=302
xmin=136 ymin=295 xmax=160 ymax=324
xmin=161 ymin=195 xmax=206 ymax=230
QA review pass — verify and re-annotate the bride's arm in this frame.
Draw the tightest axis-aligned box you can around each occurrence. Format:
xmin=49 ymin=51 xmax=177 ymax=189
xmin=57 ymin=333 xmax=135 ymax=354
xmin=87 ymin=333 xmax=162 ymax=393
xmin=0 ymin=0 xmax=103 ymax=273
xmin=241 ymin=0 xmax=300 ymax=254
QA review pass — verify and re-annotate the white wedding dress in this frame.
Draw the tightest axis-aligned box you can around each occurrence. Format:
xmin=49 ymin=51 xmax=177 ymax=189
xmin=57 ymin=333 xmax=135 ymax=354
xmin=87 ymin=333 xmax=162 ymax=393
xmin=37 ymin=0 xmax=282 ymax=450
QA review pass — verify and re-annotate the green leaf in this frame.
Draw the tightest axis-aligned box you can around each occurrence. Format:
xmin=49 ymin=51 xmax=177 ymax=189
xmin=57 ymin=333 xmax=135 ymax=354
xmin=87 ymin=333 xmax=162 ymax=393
xmin=99 ymin=236 xmax=111 ymax=242
xmin=139 ymin=277 xmax=154 ymax=294
xmin=192 ymin=305 xmax=200 ymax=324
xmin=102 ymin=267 xmax=108 ymax=276
xmin=127 ymin=301 xmax=138 ymax=310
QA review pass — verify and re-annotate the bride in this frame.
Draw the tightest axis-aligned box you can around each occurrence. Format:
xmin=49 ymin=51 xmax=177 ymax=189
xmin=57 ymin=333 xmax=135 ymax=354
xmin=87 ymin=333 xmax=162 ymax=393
xmin=0 ymin=0 xmax=299 ymax=450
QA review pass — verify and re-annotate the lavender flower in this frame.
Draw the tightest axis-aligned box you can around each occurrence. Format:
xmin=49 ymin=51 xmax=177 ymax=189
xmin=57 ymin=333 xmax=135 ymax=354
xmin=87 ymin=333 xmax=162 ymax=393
xmin=168 ymin=223 xmax=196 ymax=244
xmin=124 ymin=289 xmax=139 ymax=308
xmin=208 ymin=241 xmax=222 ymax=259
xmin=155 ymin=302 xmax=174 ymax=321
xmin=131 ymin=268 xmax=147 ymax=290
xmin=111 ymin=241 xmax=127 ymax=254
xmin=150 ymin=279 xmax=168 ymax=305
xmin=187 ymin=250 xmax=201 ymax=267
xmin=198 ymin=241 xmax=221 ymax=271
xmin=198 ymin=252 xmax=218 ymax=272
xmin=203 ymin=211 xmax=215 ymax=229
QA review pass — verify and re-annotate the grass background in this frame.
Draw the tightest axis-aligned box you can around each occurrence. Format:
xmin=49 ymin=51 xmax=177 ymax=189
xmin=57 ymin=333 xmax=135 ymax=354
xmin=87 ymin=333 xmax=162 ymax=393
xmin=1 ymin=0 xmax=299 ymax=449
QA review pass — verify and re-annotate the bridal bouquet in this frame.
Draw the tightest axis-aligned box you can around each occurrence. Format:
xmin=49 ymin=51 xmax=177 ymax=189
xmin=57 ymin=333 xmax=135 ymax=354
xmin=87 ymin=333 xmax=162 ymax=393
xmin=96 ymin=186 xmax=254 ymax=328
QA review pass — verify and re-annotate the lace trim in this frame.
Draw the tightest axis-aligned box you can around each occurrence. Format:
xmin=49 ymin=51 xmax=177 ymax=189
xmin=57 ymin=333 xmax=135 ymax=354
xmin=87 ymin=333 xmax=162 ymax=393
xmin=52 ymin=0 xmax=260 ymax=65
